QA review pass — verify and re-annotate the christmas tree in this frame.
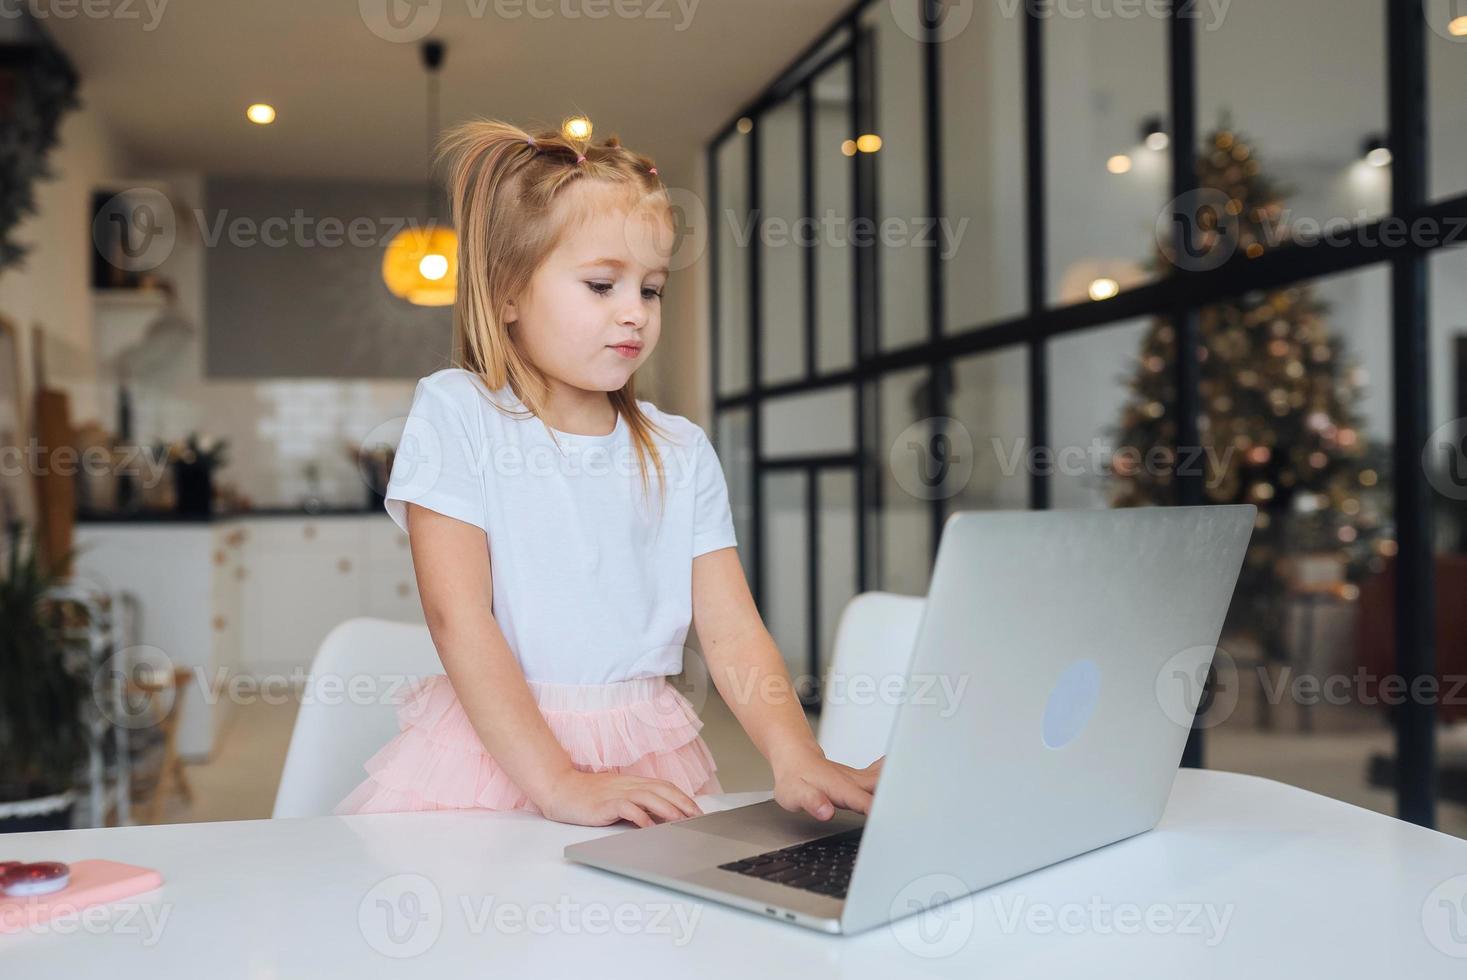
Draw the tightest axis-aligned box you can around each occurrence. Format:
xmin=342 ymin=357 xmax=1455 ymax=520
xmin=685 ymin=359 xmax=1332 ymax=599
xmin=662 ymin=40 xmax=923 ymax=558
xmin=1109 ymin=119 xmax=1393 ymax=657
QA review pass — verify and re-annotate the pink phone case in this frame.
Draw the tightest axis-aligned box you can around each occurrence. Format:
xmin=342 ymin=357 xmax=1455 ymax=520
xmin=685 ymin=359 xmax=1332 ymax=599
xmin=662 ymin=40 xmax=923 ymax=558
xmin=0 ymin=860 xmax=164 ymax=935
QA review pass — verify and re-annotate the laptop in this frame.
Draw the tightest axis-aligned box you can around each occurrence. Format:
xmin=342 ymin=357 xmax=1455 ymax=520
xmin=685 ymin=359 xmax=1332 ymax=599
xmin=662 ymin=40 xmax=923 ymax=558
xmin=565 ymin=505 xmax=1256 ymax=935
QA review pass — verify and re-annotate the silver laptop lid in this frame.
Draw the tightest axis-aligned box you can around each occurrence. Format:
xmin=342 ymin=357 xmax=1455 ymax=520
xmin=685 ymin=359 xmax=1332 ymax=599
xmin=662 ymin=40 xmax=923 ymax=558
xmin=840 ymin=505 xmax=1255 ymax=934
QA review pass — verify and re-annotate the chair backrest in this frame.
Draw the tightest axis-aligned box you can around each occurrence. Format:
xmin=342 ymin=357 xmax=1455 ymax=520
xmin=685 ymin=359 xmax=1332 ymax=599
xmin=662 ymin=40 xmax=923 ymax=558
xmin=272 ymin=617 xmax=443 ymax=818
xmin=817 ymin=592 xmax=926 ymax=769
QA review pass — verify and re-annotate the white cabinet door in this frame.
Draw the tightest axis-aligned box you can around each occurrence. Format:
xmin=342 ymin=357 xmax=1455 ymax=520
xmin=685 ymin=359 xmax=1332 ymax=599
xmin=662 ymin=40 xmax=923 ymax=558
xmin=364 ymin=519 xmax=424 ymax=624
xmin=242 ymin=519 xmax=369 ymax=675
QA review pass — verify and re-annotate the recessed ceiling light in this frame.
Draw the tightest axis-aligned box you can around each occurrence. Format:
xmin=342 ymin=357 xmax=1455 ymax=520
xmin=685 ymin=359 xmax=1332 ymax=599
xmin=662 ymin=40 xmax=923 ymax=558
xmin=1450 ymin=15 xmax=1467 ymax=36
xmin=563 ymin=116 xmax=592 ymax=139
xmin=246 ymin=103 xmax=276 ymax=125
xmin=1107 ymin=154 xmax=1132 ymax=175
xmin=856 ymin=133 xmax=882 ymax=153
xmin=1089 ymin=277 xmax=1120 ymax=301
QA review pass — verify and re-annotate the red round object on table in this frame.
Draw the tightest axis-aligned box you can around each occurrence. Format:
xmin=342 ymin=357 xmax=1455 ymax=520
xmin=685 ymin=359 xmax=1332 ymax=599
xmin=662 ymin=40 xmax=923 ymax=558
xmin=0 ymin=861 xmax=71 ymax=897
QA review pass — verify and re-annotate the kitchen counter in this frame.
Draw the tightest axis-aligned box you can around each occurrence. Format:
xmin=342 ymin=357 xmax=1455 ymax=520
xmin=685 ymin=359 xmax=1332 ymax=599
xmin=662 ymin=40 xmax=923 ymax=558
xmin=75 ymin=504 xmax=386 ymax=523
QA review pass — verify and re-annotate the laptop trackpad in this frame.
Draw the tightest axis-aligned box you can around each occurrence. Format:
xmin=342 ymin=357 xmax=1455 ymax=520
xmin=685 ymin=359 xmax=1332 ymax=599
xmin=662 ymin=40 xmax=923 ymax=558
xmin=684 ymin=800 xmax=865 ymax=849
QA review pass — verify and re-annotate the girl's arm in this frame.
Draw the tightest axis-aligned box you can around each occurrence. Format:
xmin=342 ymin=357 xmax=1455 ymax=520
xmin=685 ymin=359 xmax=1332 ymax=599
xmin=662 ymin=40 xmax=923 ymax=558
xmin=691 ymin=546 xmax=883 ymax=821
xmin=404 ymin=502 xmax=703 ymax=827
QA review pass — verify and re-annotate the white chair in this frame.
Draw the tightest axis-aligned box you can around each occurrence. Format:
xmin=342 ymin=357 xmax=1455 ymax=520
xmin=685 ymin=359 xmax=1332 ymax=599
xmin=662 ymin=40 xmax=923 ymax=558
xmin=272 ymin=617 xmax=443 ymax=818
xmin=816 ymin=592 xmax=926 ymax=769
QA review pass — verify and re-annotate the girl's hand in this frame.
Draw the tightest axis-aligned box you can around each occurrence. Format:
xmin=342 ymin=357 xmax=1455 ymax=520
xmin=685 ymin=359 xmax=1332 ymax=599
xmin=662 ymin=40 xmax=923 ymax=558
xmin=771 ymin=747 xmax=885 ymax=822
xmin=537 ymin=769 xmax=705 ymax=828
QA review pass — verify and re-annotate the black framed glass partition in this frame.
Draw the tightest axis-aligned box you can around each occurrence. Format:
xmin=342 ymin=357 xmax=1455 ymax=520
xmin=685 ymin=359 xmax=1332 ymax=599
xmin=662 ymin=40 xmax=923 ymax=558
xmin=708 ymin=0 xmax=1467 ymax=832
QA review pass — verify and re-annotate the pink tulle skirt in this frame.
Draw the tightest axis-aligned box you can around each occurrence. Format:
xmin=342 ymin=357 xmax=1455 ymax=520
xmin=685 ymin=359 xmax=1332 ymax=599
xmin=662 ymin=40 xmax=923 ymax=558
xmin=334 ymin=674 xmax=722 ymax=816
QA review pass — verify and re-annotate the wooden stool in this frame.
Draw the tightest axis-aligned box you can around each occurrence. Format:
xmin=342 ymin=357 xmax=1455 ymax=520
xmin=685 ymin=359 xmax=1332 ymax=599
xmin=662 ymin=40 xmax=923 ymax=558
xmin=130 ymin=667 xmax=195 ymax=824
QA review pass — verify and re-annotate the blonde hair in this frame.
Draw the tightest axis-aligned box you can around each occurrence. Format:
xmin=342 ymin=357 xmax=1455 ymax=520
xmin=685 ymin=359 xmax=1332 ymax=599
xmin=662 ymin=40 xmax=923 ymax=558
xmin=437 ymin=117 xmax=675 ymax=506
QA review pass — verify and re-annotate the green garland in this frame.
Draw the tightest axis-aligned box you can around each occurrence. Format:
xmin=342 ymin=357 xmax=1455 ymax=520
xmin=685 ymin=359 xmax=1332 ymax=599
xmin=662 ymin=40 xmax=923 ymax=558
xmin=0 ymin=33 xmax=81 ymax=272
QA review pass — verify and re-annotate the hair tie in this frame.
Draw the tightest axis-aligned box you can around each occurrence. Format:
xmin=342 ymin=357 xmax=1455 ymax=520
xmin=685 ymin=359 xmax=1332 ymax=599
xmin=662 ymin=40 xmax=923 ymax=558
xmin=649 ymin=166 xmax=658 ymax=176
xmin=526 ymin=137 xmax=537 ymax=147
xmin=575 ymin=153 xmax=586 ymax=164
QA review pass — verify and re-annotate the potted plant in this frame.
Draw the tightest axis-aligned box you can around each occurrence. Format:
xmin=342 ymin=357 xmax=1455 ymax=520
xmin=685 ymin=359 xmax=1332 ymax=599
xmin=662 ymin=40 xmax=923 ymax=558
xmin=0 ymin=528 xmax=88 ymax=833
xmin=170 ymin=432 xmax=230 ymax=516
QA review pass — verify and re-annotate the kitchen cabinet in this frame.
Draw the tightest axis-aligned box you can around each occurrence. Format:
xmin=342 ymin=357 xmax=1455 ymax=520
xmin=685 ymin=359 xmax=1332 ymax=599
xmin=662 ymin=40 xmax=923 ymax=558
xmin=74 ymin=513 xmax=424 ymax=761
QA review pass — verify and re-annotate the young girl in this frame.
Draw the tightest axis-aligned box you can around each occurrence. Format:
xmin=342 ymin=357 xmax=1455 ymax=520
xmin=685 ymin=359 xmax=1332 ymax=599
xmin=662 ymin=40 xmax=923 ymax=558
xmin=335 ymin=119 xmax=882 ymax=829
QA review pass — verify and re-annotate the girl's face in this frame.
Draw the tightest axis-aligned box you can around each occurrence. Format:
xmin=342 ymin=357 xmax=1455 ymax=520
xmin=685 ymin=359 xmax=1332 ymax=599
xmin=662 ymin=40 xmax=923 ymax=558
xmin=505 ymin=181 xmax=673 ymax=393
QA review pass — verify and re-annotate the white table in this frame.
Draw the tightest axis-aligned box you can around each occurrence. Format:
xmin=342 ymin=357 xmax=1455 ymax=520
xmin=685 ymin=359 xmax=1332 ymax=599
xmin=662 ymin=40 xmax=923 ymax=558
xmin=5 ymin=770 xmax=1467 ymax=977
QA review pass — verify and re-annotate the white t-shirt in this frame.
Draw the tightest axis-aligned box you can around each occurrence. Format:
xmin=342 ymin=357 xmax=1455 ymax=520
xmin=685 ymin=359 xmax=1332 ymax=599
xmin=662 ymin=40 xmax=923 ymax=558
xmin=383 ymin=368 xmax=739 ymax=685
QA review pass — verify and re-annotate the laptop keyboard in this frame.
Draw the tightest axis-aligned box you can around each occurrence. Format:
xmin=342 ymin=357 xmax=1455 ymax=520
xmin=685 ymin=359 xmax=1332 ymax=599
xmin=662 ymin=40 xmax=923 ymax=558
xmin=717 ymin=827 xmax=863 ymax=899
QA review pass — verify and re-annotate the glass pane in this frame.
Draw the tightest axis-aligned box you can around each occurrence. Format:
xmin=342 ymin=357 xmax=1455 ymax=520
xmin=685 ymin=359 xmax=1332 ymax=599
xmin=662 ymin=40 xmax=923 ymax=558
xmin=949 ymin=346 xmax=1029 ymax=510
xmin=1428 ymin=248 xmax=1466 ymax=839
xmin=1050 ymin=319 xmax=1151 ymax=509
xmin=941 ymin=0 xmax=1026 ymax=330
xmin=862 ymin=4 xmax=929 ymax=351
xmin=1198 ymin=266 xmax=1395 ymax=820
xmin=760 ymin=96 xmax=807 ymax=386
xmin=813 ymin=58 xmax=856 ymax=374
xmin=761 ymin=387 xmax=856 ymax=458
xmin=1430 ymin=247 xmax=1467 ymax=550
xmin=1199 ymin=0 xmax=1390 ymax=234
xmin=878 ymin=366 xmax=935 ymax=594
xmin=762 ymin=471 xmax=809 ymax=680
xmin=1428 ymin=0 xmax=1467 ymax=201
xmin=818 ymin=469 xmax=859 ymax=675
xmin=715 ymin=136 xmax=750 ymax=395
xmin=1046 ymin=9 xmax=1168 ymax=304
xmin=716 ymin=408 xmax=755 ymax=583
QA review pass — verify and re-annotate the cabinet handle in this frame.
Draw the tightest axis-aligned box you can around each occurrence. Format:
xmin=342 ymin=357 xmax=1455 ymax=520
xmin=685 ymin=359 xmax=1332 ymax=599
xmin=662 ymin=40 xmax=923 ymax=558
xmin=213 ymin=615 xmax=227 ymax=632
xmin=214 ymin=550 xmax=227 ymax=566
xmin=396 ymin=582 xmax=411 ymax=598
xmin=304 ymin=525 xmax=317 ymax=540
xmin=338 ymin=557 xmax=352 ymax=574
xmin=236 ymin=566 xmax=248 ymax=581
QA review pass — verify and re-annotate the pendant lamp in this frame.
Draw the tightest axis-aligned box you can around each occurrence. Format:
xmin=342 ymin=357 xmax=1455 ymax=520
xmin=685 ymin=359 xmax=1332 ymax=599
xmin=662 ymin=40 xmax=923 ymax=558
xmin=382 ymin=39 xmax=457 ymax=307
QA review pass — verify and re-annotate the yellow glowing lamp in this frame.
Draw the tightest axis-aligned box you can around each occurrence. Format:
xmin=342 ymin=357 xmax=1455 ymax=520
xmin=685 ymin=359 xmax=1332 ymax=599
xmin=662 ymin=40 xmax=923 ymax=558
xmin=382 ymin=225 xmax=458 ymax=307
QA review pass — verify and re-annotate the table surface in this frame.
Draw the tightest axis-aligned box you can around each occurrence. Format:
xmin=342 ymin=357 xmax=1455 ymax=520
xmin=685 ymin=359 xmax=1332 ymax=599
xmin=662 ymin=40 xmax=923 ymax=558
xmin=4 ymin=770 xmax=1467 ymax=978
